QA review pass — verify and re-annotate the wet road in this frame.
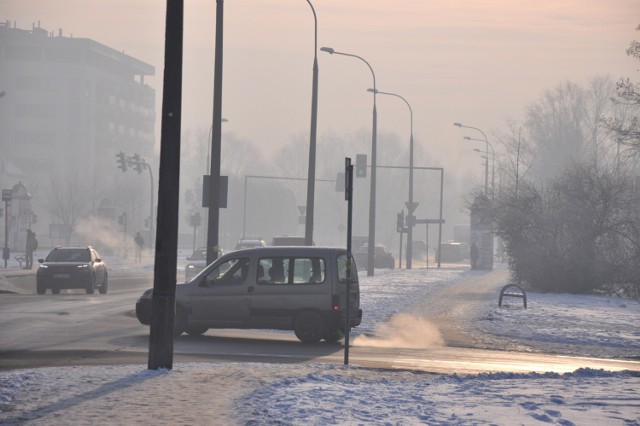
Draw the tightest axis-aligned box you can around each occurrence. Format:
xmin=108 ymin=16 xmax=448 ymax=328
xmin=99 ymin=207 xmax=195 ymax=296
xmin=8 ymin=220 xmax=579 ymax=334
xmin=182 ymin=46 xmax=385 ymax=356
xmin=1 ymin=270 xmax=639 ymax=374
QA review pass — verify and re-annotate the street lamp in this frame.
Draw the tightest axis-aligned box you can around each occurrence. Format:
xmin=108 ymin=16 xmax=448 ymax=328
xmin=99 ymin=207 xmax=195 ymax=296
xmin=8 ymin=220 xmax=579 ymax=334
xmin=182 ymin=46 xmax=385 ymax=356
xmin=468 ymin=137 xmax=495 ymax=198
xmin=304 ymin=0 xmax=319 ymax=247
xmin=368 ymin=88 xmax=415 ymax=269
xmin=454 ymin=122 xmax=489 ymax=194
xmin=321 ymin=46 xmax=378 ymax=277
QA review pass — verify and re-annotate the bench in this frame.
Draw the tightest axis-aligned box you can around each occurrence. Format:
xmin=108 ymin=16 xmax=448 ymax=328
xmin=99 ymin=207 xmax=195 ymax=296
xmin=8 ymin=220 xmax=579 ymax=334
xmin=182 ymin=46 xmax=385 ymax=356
xmin=498 ymin=283 xmax=527 ymax=309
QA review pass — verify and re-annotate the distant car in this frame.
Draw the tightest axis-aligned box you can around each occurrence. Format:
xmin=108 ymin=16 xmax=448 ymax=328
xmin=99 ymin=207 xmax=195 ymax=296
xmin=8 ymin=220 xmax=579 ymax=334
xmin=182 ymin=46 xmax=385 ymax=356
xmin=36 ymin=246 xmax=108 ymax=295
xmin=354 ymin=245 xmax=395 ymax=270
xmin=185 ymin=247 xmax=208 ymax=281
xmin=235 ymin=238 xmax=266 ymax=250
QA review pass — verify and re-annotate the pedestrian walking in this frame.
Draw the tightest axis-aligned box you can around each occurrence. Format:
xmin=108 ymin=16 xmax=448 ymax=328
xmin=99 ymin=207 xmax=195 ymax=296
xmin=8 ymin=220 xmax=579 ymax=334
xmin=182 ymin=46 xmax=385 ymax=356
xmin=25 ymin=229 xmax=38 ymax=269
xmin=134 ymin=232 xmax=144 ymax=263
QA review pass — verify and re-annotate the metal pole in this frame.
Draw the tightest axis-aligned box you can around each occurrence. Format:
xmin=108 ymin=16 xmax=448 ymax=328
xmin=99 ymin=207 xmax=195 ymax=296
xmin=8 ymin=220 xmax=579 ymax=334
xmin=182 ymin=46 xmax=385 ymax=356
xmin=371 ymin=90 xmax=414 ymax=268
xmin=437 ymin=168 xmax=444 ymax=268
xmin=454 ymin=123 xmax=488 ymax=195
xmin=148 ymin=0 xmax=184 ymax=370
xmin=344 ymin=158 xmax=353 ymax=365
xmin=3 ymin=199 xmax=8 ymax=268
xmin=242 ymin=175 xmax=247 ymax=238
xmin=368 ymin=94 xmax=377 ymax=277
xmin=147 ymin=164 xmax=154 ymax=250
xmin=398 ymin=231 xmax=403 ymax=269
xmin=484 ymin=140 xmax=489 ymax=194
xmin=206 ymin=0 xmax=224 ymax=266
xmin=304 ymin=0 xmax=318 ymax=247
xmin=320 ymin=47 xmax=377 ymax=276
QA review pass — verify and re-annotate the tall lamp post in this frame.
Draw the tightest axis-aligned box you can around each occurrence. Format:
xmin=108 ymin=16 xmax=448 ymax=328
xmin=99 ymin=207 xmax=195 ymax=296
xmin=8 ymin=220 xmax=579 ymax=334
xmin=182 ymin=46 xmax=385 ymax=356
xmin=368 ymin=88 xmax=415 ymax=269
xmin=304 ymin=0 xmax=319 ymax=247
xmin=468 ymin=137 xmax=495 ymax=198
xmin=454 ymin=122 xmax=489 ymax=194
xmin=321 ymin=46 xmax=378 ymax=277
xmin=206 ymin=0 xmax=225 ymax=266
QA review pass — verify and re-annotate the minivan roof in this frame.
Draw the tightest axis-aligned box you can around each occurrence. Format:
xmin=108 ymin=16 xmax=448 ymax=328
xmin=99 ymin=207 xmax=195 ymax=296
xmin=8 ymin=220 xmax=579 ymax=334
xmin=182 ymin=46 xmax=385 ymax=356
xmin=226 ymin=246 xmax=347 ymax=256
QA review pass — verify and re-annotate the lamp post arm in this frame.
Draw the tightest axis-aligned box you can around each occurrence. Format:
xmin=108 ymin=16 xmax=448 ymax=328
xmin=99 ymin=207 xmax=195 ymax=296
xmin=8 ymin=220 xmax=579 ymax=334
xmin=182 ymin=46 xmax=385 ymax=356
xmin=306 ymin=0 xmax=317 ymax=53
xmin=332 ymin=51 xmax=376 ymax=91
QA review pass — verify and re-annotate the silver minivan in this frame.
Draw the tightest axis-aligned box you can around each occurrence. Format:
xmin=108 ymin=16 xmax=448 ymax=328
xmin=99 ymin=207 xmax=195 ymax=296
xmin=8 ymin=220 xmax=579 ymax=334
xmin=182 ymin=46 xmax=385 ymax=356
xmin=136 ymin=247 xmax=362 ymax=343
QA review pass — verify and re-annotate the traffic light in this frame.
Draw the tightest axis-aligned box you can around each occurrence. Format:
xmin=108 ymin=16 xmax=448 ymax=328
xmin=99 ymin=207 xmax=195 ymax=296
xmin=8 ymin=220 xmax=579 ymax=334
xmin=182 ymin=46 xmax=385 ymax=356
xmin=356 ymin=154 xmax=367 ymax=178
xmin=116 ymin=151 xmax=127 ymax=172
xmin=396 ymin=210 xmax=405 ymax=233
xmin=130 ymin=153 xmax=144 ymax=173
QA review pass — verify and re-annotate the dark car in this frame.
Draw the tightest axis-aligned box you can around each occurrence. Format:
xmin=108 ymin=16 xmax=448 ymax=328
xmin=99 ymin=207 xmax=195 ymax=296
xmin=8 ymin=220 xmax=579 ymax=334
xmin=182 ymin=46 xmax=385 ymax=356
xmin=354 ymin=245 xmax=395 ymax=270
xmin=185 ymin=247 xmax=207 ymax=281
xmin=234 ymin=238 xmax=266 ymax=250
xmin=36 ymin=246 xmax=108 ymax=295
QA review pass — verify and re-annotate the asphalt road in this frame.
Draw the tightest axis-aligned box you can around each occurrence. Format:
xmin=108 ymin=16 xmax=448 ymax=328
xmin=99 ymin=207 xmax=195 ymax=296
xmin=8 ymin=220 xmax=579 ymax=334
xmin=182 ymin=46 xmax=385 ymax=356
xmin=1 ymin=269 xmax=639 ymax=374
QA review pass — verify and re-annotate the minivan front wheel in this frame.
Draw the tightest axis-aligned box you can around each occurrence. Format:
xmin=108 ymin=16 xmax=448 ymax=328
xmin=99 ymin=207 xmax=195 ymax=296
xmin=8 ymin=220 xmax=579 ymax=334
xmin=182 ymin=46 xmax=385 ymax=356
xmin=294 ymin=311 xmax=324 ymax=343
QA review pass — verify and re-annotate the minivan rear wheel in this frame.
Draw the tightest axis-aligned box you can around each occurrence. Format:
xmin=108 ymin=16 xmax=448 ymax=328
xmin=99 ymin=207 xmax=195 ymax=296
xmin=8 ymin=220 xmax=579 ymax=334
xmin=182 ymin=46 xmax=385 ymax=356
xmin=323 ymin=327 xmax=344 ymax=343
xmin=294 ymin=311 xmax=324 ymax=343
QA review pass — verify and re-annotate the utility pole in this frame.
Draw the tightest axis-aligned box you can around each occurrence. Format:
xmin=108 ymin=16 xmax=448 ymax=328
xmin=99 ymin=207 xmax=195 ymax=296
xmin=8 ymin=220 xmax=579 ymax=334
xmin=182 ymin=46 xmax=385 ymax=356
xmin=148 ymin=0 xmax=184 ymax=370
xmin=206 ymin=0 xmax=225 ymax=266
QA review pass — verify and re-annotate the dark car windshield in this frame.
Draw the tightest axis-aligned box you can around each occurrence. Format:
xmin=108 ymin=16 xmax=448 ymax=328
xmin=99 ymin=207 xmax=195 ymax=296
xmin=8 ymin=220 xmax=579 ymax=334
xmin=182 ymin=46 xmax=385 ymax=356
xmin=46 ymin=249 xmax=91 ymax=262
xmin=189 ymin=250 xmax=207 ymax=261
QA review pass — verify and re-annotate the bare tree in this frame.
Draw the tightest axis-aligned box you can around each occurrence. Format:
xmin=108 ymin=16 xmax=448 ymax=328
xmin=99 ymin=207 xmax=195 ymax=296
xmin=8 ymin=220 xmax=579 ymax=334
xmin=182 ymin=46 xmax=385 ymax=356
xmin=603 ymin=24 xmax=640 ymax=152
xmin=489 ymin=161 xmax=640 ymax=296
xmin=43 ymin=170 xmax=90 ymax=244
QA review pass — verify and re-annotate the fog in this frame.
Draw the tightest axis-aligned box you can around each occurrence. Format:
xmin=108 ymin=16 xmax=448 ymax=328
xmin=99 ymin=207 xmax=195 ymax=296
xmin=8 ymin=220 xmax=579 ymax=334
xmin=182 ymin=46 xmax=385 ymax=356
xmin=1 ymin=0 xmax=638 ymax=252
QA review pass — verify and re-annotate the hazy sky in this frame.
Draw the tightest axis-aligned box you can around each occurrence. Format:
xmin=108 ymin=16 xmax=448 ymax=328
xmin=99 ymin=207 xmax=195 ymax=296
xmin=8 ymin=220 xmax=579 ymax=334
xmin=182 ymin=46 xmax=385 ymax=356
xmin=4 ymin=0 xmax=640 ymax=177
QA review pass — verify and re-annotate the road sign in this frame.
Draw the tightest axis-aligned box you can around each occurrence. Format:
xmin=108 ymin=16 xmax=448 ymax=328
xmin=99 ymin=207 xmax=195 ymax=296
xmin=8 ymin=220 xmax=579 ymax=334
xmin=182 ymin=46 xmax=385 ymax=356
xmin=405 ymin=201 xmax=419 ymax=214
xmin=297 ymin=206 xmax=306 ymax=216
xmin=2 ymin=189 xmax=11 ymax=201
xmin=413 ymin=218 xmax=445 ymax=225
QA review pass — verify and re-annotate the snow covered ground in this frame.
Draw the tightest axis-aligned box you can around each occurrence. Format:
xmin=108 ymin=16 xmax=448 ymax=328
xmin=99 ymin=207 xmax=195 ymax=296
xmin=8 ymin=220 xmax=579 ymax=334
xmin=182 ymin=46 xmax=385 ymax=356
xmin=1 ymin=262 xmax=640 ymax=424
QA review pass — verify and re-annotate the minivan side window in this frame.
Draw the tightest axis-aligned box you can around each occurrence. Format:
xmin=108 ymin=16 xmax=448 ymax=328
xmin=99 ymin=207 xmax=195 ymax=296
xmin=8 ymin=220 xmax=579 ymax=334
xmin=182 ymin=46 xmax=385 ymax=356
xmin=337 ymin=254 xmax=358 ymax=284
xmin=204 ymin=257 xmax=249 ymax=286
xmin=257 ymin=257 xmax=325 ymax=285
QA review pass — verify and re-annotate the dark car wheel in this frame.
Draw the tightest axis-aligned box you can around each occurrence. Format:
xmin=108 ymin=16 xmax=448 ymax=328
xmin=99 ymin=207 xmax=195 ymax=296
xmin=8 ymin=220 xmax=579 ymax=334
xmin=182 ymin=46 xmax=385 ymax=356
xmin=185 ymin=325 xmax=208 ymax=336
xmin=294 ymin=311 xmax=324 ymax=343
xmin=36 ymin=282 xmax=46 ymax=295
xmin=86 ymin=275 xmax=96 ymax=294
xmin=99 ymin=273 xmax=108 ymax=294
xmin=51 ymin=288 xmax=61 ymax=294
